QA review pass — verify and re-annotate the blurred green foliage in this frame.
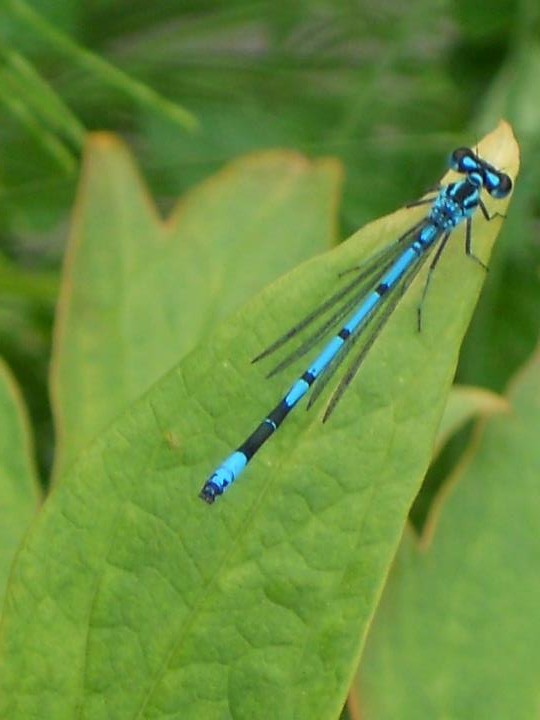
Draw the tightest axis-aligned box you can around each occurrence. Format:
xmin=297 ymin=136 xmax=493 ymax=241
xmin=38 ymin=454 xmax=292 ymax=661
xmin=0 ymin=0 xmax=538 ymax=481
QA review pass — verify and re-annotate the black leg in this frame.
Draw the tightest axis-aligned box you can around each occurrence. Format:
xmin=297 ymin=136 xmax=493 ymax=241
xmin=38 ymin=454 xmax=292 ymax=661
xmin=479 ymin=198 xmax=506 ymax=222
xmin=465 ymin=217 xmax=488 ymax=271
xmin=406 ymin=195 xmax=438 ymax=209
xmin=417 ymin=231 xmax=450 ymax=332
xmin=405 ymin=183 xmax=442 ymax=208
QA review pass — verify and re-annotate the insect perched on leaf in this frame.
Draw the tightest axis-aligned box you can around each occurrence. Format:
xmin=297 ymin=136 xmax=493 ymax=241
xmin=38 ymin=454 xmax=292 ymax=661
xmin=200 ymin=146 xmax=512 ymax=504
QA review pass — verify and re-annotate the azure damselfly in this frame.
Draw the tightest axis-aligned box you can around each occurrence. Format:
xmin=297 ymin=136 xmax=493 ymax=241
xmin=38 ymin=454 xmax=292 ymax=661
xmin=199 ymin=146 xmax=512 ymax=504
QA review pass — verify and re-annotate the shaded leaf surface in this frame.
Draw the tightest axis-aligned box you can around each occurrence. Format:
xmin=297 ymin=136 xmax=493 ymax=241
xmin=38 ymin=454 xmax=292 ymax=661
xmin=0 ymin=123 xmax=518 ymax=719
xmin=359 ymin=351 xmax=540 ymax=719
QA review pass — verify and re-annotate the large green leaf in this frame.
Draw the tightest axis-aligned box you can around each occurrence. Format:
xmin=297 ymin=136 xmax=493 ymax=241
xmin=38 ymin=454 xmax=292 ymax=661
xmin=0 ymin=359 xmax=40 ymax=604
xmin=0 ymin=123 xmax=518 ymax=719
xmin=52 ymin=137 xmax=341 ymax=477
xmin=358 ymin=343 xmax=540 ymax=719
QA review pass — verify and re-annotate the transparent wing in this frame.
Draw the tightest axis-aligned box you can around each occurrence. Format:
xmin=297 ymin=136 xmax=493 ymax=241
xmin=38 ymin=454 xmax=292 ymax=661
xmin=317 ymin=234 xmax=442 ymax=421
xmin=253 ymin=218 xmax=426 ymax=373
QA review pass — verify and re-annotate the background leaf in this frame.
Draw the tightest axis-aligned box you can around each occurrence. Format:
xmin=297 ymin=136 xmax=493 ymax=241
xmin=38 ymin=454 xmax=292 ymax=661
xmin=0 ymin=123 xmax=518 ymax=719
xmin=434 ymin=385 xmax=509 ymax=457
xmin=357 ymin=343 xmax=540 ymax=720
xmin=409 ymin=383 xmax=510 ymax=532
xmin=51 ymin=136 xmax=341 ymax=478
xmin=0 ymin=358 xmax=40 ymax=603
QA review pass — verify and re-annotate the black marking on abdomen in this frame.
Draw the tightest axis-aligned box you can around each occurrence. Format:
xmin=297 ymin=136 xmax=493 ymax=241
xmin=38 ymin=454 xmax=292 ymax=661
xmin=302 ymin=371 xmax=316 ymax=386
xmin=376 ymin=282 xmax=389 ymax=296
xmin=239 ymin=398 xmax=291 ymax=460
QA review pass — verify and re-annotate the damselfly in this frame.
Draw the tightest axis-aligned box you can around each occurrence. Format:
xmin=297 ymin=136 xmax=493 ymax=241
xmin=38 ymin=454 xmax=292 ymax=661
xmin=199 ymin=147 xmax=512 ymax=504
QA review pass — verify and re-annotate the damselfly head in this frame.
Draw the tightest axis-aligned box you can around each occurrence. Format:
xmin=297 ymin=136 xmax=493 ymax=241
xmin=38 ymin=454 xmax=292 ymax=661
xmin=450 ymin=147 xmax=512 ymax=199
